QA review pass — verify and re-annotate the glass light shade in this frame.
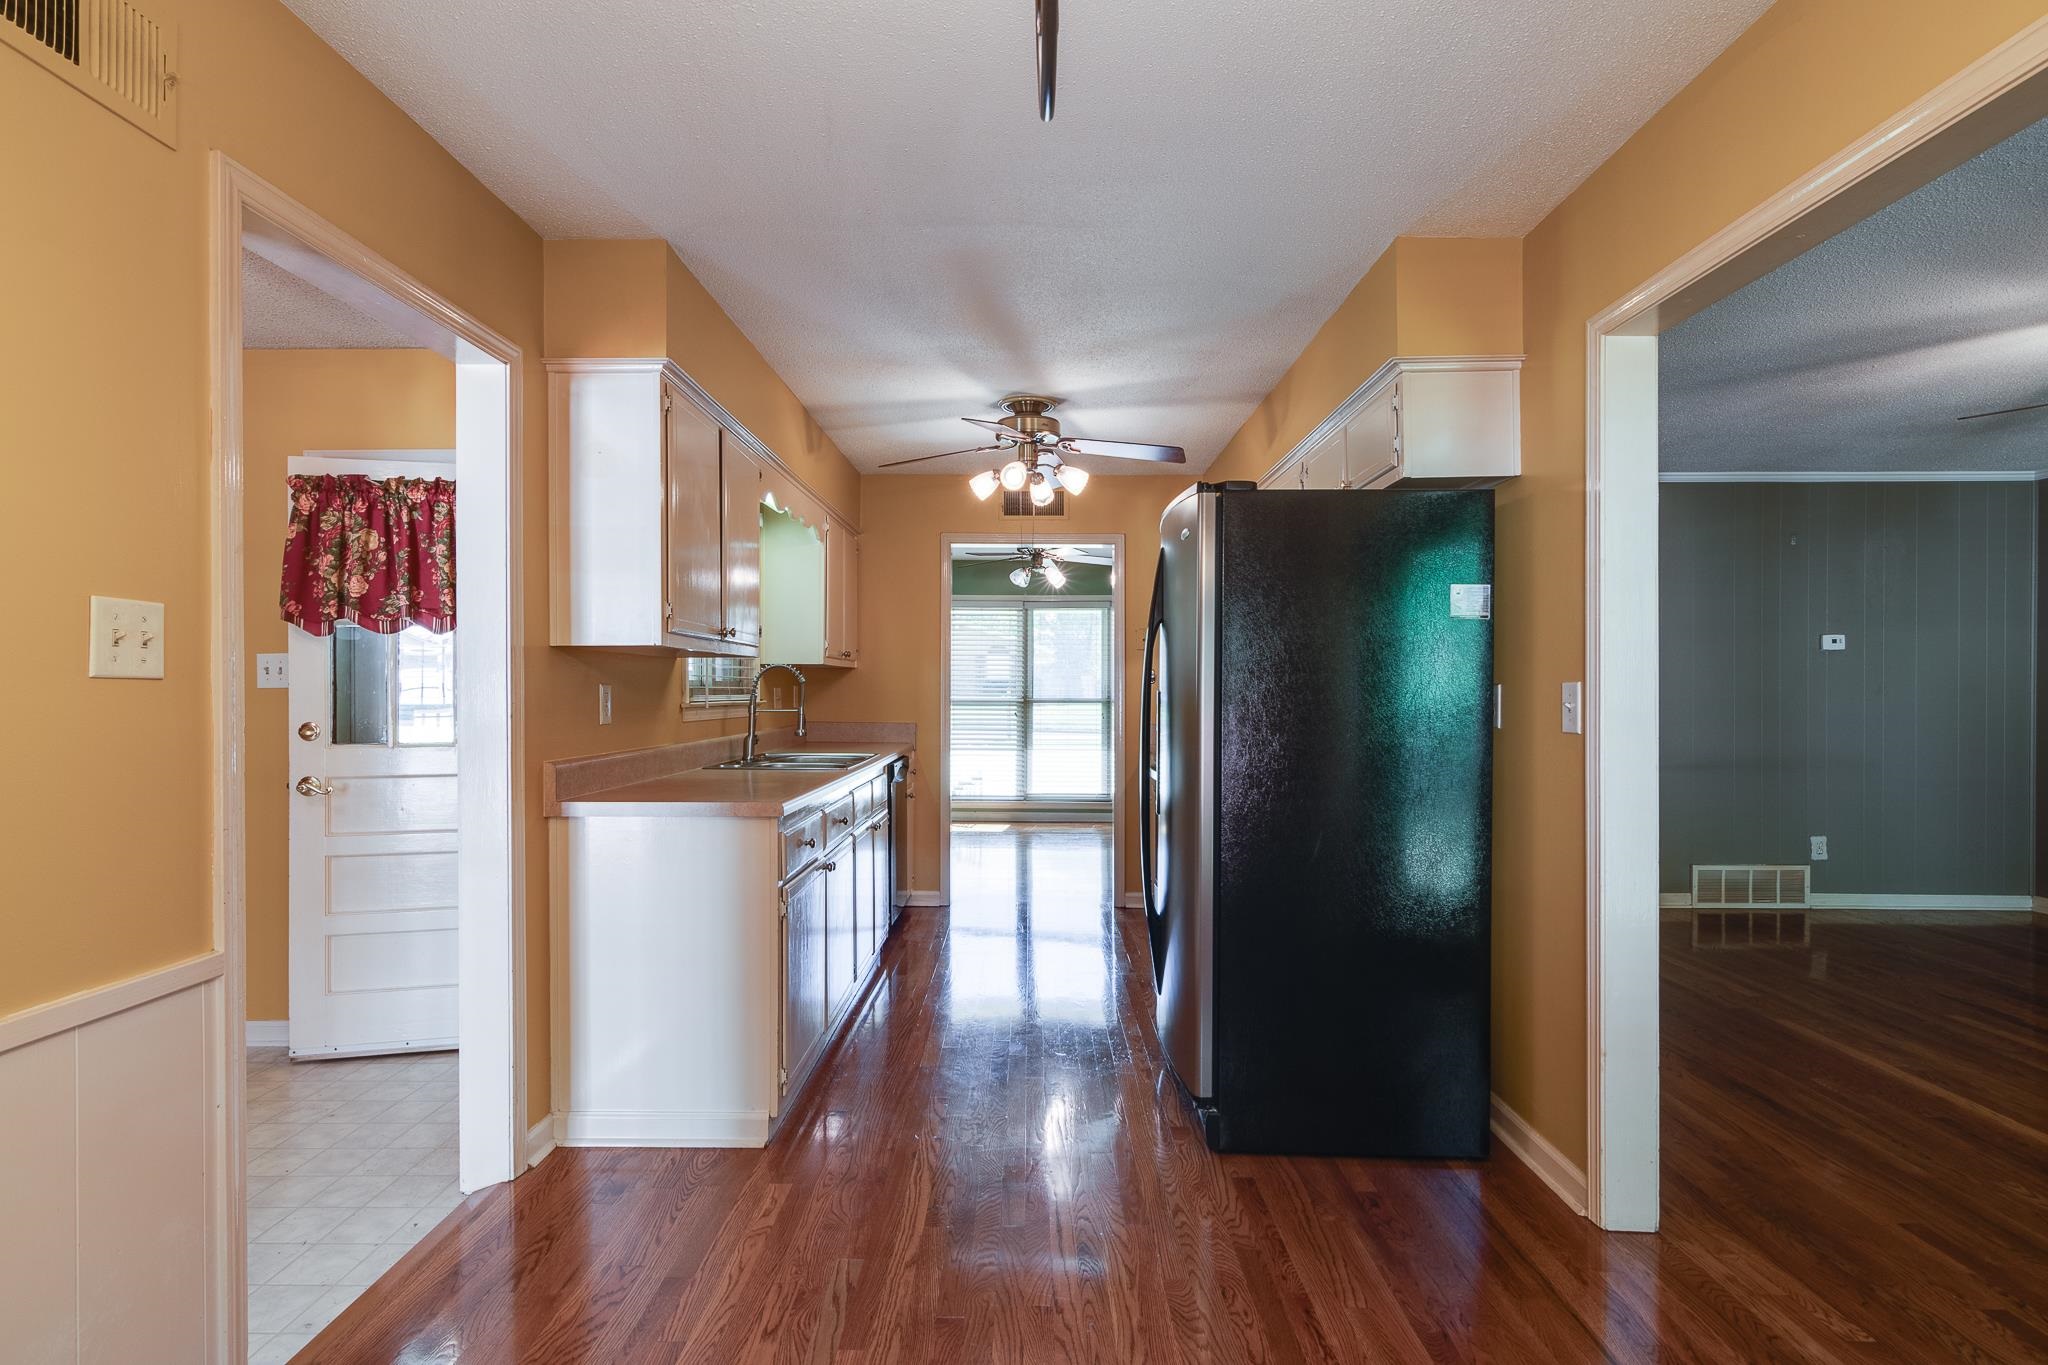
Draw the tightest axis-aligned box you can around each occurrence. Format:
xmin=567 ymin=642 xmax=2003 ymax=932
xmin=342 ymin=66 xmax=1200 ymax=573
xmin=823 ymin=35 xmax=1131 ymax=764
xmin=1009 ymin=566 xmax=1032 ymax=588
xmin=968 ymin=469 xmax=1001 ymax=500
xmin=1042 ymin=560 xmax=1067 ymax=590
xmin=999 ymin=460 xmax=1029 ymax=491
xmin=1055 ymin=464 xmax=1089 ymax=495
xmin=1029 ymin=473 xmax=1056 ymax=507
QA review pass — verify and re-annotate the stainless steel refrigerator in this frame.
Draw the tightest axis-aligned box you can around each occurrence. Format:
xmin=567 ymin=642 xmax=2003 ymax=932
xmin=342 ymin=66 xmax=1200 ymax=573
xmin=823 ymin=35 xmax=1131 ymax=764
xmin=1142 ymin=482 xmax=1494 ymax=1157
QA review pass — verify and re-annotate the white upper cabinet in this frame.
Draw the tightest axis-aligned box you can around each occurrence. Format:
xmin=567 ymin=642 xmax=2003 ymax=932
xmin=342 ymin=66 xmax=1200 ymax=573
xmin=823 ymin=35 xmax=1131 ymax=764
xmin=823 ymin=521 xmax=860 ymax=666
xmin=548 ymin=359 xmax=765 ymax=656
xmin=1265 ymin=358 xmax=1521 ymax=492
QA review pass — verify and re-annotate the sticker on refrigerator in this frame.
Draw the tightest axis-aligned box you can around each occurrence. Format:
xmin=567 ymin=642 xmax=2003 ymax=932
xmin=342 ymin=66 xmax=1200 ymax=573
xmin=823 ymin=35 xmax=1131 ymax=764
xmin=1449 ymin=584 xmax=1492 ymax=619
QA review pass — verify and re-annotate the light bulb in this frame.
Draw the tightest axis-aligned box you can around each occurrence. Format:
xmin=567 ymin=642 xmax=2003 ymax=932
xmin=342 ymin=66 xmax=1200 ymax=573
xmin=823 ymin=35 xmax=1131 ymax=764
xmin=1029 ymin=473 xmax=1056 ymax=507
xmin=1042 ymin=561 xmax=1067 ymax=590
xmin=1009 ymin=566 xmax=1032 ymax=588
xmin=1000 ymin=461 xmax=1029 ymax=491
xmin=1055 ymin=464 xmax=1088 ymax=495
xmin=968 ymin=469 xmax=1000 ymax=501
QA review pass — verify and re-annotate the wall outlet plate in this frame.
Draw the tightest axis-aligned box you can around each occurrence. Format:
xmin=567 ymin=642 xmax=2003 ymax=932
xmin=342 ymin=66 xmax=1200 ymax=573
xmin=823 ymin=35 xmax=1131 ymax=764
xmin=88 ymin=596 xmax=165 ymax=679
xmin=1810 ymin=835 xmax=1828 ymax=861
xmin=1820 ymin=633 xmax=1847 ymax=651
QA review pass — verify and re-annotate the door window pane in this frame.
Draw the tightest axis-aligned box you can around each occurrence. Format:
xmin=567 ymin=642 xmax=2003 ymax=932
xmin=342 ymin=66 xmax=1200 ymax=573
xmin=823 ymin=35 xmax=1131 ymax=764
xmin=949 ymin=594 xmax=1111 ymax=803
xmin=1030 ymin=607 xmax=1106 ymax=700
xmin=331 ymin=624 xmax=393 ymax=746
xmin=395 ymin=629 xmax=456 ymax=746
xmin=331 ymin=624 xmax=456 ymax=748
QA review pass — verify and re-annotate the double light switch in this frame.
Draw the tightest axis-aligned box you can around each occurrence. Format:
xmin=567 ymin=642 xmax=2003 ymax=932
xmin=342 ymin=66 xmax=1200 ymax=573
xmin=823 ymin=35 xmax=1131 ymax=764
xmin=89 ymin=596 xmax=165 ymax=679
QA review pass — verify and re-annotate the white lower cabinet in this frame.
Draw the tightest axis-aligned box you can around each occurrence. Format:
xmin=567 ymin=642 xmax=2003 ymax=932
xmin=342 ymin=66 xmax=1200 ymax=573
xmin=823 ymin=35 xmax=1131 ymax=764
xmin=554 ymin=762 xmax=901 ymax=1147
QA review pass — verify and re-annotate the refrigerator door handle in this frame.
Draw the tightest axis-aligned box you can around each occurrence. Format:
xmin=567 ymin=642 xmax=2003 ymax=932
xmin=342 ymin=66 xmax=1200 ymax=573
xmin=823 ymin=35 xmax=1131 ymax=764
xmin=1140 ymin=555 xmax=1169 ymax=987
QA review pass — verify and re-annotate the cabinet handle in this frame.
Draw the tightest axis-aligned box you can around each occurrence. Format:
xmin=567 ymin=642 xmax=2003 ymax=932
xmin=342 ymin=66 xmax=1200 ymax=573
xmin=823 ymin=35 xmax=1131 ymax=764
xmin=832 ymin=815 xmax=849 ymax=826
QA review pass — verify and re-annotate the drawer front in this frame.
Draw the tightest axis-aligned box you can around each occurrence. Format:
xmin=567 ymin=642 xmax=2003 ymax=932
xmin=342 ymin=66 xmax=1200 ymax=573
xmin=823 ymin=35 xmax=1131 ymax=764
xmin=781 ymin=811 xmax=824 ymax=876
xmin=853 ymin=776 xmax=878 ymax=822
xmin=822 ymin=794 xmax=858 ymax=845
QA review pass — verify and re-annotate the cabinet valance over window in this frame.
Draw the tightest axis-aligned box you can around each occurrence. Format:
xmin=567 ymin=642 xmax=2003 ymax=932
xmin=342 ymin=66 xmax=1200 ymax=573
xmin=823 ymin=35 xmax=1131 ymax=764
xmin=280 ymin=474 xmax=456 ymax=637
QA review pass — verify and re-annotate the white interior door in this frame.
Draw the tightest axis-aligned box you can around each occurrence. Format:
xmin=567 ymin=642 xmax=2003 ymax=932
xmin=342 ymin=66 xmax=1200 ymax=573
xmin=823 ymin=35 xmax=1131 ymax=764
xmin=287 ymin=456 xmax=460 ymax=1058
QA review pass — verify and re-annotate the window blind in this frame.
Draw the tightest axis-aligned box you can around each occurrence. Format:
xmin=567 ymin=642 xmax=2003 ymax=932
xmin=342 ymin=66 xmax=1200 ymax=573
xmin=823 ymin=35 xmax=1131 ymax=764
xmin=950 ymin=597 xmax=1111 ymax=802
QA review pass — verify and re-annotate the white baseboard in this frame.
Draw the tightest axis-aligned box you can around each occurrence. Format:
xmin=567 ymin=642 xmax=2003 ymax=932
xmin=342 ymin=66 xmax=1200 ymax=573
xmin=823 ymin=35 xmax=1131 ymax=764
xmin=1490 ymin=1094 xmax=1587 ymax=1217
xmin=1118 ymin=893 xmax=1145 ymax=911
xmin=525 ymin=1113 xmax=557 ymax=1169
xmin=2035 ymin=896 xmax=2048 ymax=916
xmin=245 ymin=1020 xmax=288 ymax=1048
xmin=558 ymin=1107 xmax=773 ymax=1148
xmin=902 ymin=891 xmax=948 ymax=908
xmin=1663 ymin=892 xmax=2034 ymax=911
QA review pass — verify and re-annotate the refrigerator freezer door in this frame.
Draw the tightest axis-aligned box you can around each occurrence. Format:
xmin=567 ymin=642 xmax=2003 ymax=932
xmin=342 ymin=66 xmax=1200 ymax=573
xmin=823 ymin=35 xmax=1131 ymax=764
xmin=1150 ymin=487 xmax=1215 ymax=1100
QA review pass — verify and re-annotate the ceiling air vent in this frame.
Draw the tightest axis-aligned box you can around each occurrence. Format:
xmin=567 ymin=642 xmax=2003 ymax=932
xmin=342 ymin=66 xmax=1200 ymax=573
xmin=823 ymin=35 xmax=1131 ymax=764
xmin=3 ymin=0 xmax=178 ymax=147
xmin=1001 ymin=486 xmax=1066 ymax=518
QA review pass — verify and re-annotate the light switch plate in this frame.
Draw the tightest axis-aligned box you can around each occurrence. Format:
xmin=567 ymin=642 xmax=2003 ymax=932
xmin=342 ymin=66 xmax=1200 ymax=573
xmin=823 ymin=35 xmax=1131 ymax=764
xmin=256 ymin=653 xmax=289 ymax=689
xmin=1561 ymin=681 xmax=1583 ymax=735
xmin=598 ymin=682 xmax=614 ymax=725
xmin=88 ymin=596 xmax=165 ymax=679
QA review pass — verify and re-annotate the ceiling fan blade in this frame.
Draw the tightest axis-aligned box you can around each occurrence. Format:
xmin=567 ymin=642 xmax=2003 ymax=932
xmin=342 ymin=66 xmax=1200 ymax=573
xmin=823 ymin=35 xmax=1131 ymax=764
xmin=877 ymin=443 xmax=1006 ymax=469
xmin=1036 ymin=0 xmax=1058 ymax=122
xmin=962 ymin=417 xmax=1034 ymax=442
xmin=1955 ymin=400 xmax=2048 ymax=422
xmin=1059 ymin=437 xmax=1187 ymax=463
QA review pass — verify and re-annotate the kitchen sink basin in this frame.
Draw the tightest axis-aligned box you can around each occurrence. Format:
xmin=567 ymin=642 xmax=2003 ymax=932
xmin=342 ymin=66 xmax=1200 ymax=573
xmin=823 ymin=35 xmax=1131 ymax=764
xmin=713 ymin=751 xmax=876 ymax=771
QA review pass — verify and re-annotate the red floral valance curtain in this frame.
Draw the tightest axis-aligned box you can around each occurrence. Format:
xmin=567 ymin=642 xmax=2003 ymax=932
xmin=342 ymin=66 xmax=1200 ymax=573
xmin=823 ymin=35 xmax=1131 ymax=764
xmin=280 ymin=475 xmax=456 ymax=636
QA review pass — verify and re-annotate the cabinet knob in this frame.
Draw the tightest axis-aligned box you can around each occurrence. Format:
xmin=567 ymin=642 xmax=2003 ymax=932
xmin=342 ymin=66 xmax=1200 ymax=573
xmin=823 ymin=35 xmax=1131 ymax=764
xmin=832 ymin=815 xmax=849 ymax=826
xmin=823 ymin=861 xmax=837 ymax=872
xmin=801 ymin=838 xmax=817 ymax=849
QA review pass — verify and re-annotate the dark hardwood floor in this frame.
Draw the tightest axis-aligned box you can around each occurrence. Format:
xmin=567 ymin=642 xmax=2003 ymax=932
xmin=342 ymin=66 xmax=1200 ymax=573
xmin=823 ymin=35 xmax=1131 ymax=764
xmin=298 ymin=831 xmax=2048 ymax=1363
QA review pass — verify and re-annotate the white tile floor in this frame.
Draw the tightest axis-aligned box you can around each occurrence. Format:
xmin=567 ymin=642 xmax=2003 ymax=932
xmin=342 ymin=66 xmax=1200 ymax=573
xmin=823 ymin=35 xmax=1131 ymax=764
xmin=244 ymin=1047 xmax=461 ymax=1363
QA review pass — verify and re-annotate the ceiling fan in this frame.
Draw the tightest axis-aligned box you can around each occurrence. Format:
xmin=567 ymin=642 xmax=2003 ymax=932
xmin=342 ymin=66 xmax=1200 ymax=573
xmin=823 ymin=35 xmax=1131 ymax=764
xmin=880 ymin=394 xmax=1186 ymax=504
xmin=957 ymin=542 xmax=1111 ymax=589
xmin=1956 ymin=398 xmax=2048 ymax=422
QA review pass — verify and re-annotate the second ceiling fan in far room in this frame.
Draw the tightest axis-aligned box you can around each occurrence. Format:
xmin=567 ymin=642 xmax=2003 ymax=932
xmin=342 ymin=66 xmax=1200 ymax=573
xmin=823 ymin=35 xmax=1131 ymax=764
xmin=881 ymin=395 xmax=1186 ymax=505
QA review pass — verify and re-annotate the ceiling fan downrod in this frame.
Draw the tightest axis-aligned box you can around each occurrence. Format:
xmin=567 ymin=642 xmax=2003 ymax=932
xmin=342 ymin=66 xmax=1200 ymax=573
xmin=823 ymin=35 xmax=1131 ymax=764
xmin=1036 ymin=0 xmax=1058 ymax=122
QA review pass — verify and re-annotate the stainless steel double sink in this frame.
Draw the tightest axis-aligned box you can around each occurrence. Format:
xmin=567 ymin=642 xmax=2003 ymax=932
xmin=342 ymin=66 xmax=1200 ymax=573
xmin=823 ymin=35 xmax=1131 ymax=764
xmin=712 ymin=751 xmax=875 ymax=772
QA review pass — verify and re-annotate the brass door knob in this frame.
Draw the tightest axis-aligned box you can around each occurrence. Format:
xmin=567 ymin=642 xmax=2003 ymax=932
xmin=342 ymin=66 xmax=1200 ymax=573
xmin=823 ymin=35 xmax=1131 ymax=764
xmin=295 ymin=776 xmax=335 ymax=797
xmin=297 ymin=721 xmax=322 ymax=741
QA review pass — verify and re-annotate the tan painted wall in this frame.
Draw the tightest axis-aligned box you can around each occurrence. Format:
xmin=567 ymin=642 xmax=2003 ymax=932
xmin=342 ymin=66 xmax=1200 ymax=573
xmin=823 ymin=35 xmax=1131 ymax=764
xmin=812 ymin=476 xmax=1192 ymax=903
xmin=2 ymin=0 xmax=857 ymax=1130
xmin=239 ymin=349 xmax=456 ymax=1022
xmin=1498 ymin=0 xmax=2048 ymax=1166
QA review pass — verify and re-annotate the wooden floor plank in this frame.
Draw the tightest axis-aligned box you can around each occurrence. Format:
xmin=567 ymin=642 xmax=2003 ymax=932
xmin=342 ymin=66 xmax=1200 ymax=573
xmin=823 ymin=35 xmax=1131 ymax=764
xmin=299 ymin=839 xmax=2048 ymax=1363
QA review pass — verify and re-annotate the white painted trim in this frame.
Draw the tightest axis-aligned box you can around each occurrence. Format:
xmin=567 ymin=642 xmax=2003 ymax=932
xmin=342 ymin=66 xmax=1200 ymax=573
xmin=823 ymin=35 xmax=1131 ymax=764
xmin=299 ymin=447 xmax=456 ymax=466
xmin=1662 ymin=892 xmax=2035 ymax=910
xmin=1581 ymin=16 xmax=2048 ymax=1235
xmin=558 ymin=1108 xmax=775 ymax=1148
xmin=902 ymin=891 xmax=949 ymax=908
xmin=1259 ymin=354 xmax=1525 ymax=488
xmin=545 ymin=357 xmax=858 ymax=534
xmin=245 ymin=1020 xmax=288 ymax=1048
xmin=1119 ymin=892 xmax=1145 ymax=911
xmin=0 ymin=952 xmax=225 ymax=1057
xmin=937 ymin=533 xmax=1128 ymax=911
xmin=1491 ymin=1094 xmax=1587 ymax=1217
xmin=210 ymin=153 xmax=529 ymax=1362
xmin=525 ymin=1114 xmax=558 ymax=1169
xmin=1660 ymin=469 xmax=2047 ymax=483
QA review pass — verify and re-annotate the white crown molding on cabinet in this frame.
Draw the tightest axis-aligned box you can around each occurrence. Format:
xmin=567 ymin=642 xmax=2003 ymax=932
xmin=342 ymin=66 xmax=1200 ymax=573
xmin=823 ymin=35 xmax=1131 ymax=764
xmin=1581 ymin=14 xmax=2048 ymax=1235
xmin=1659 ymin=469 xmax=2048 ymax=482
xmin=1258 ymin=355 xmax=1525 ymax=489
xmin=545 ymin=357 xmax=859 ymax=535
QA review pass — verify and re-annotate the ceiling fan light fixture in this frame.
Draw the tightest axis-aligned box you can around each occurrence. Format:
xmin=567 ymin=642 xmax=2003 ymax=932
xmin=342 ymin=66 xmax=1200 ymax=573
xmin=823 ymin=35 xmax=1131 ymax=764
xmin=1029 ymin=471 xmax=1056 ymax=506
xmin=1009 ymin=565 xmax=1033 ymax=588
xmin=1055 ymin=463 xmax=1089 ymax=495
xmin=1000 ymin=460 xmax=1030 ymax=492
xmin=1042 ymin=560 xmax=1067 ymax=590
xmin=968 ymin=469 xmax=1001 ymax=500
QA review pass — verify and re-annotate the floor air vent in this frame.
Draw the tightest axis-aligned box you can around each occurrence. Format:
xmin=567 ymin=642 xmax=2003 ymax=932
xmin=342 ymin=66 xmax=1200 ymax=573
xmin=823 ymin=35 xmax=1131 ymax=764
xmin=3 ymin=0 xmax=178 ymax=146
xmin=1692 ymin=864 xmax=1809 ymax=909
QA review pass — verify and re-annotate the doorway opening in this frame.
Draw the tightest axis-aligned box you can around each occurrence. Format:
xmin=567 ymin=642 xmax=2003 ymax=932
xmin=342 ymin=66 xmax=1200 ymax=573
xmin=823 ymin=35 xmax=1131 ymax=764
xmin=211 ymin=157 xmax=524 ymax=1357
xmin=938 ymin=535 xmax=1125 ymax=908
xmin=1583 ymin=47 xmax=2048 ymax=1234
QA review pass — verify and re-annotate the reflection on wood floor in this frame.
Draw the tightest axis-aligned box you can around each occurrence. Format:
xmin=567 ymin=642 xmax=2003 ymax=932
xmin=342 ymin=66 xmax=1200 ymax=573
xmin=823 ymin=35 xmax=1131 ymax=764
xmin=301 ymin=828 xmax=2048 ymax=1362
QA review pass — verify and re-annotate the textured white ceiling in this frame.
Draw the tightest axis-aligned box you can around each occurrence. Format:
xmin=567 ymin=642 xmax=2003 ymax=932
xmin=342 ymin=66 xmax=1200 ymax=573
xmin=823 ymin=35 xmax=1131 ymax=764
xmin=283 ymin=0 xmax=1770 ymax=472
xmin=242 ymin=249 xmax=421 ymax=349
xmin=1662 ymin=117 xmax=2048 ymax=474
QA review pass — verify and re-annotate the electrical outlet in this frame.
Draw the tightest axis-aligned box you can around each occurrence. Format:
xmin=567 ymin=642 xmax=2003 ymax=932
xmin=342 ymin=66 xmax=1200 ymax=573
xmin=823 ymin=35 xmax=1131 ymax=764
xmin=1494 ymin=683 xmax=1504 ymax=731
xmin=1820 ymin=633 xmax=1847 ymax=652
xmin=256 ymin=653 xmax=289 ymax=689
xmin=1561 ymin=681 xmax=1583 ymax=735
xmin=1809 ymin=835 xmax=1828 ymax=861
xmin=598 ymin=683 xmax=614 ymax=725
xmin=88 ymin=596 xmax=165 ymax=679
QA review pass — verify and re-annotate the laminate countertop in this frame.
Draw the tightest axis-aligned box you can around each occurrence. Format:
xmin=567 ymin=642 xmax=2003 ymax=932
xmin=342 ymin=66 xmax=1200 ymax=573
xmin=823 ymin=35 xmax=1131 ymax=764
xmin=544 ymin=724 xmax=915 ymax=820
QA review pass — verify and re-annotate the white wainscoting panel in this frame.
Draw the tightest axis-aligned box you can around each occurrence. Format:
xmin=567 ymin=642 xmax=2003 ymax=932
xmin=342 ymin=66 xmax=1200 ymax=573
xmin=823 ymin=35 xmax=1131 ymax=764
xmin=0 ymin=969 xmax=217 ymax=1362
